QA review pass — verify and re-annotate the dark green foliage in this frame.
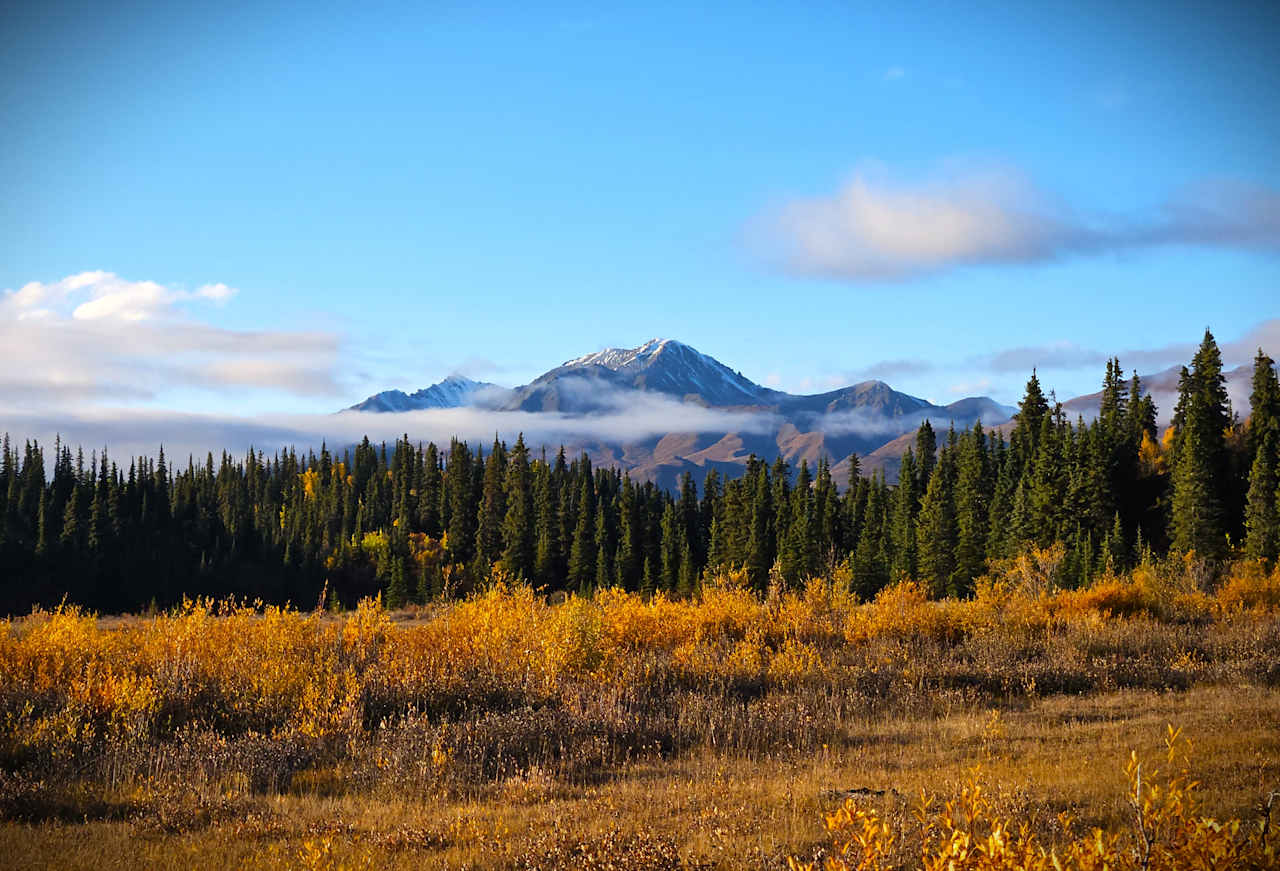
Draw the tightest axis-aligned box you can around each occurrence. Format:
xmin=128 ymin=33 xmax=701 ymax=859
xmin=501 ymin=434 xmax=534 ymax=579
xmin=746 ymin=464 xmax=774 ymax=591
xmin=1248 ymin=349 xmax=1280 ymax=460
xmin=1244 ymin=425 xmax=1279 ymax=565
xmin=1243 ymin=350 xmax=1280 ymax=567
xmin=915 ymin=444 xmax=956 ymax=598
xmin=951 ymin=421 xmax=990 ymax=597
xmin=1014 ymin=369 xmax=1050 ymax=461
xmin=385 ymin=556 xmax=408 ymax=609
xmin=1170 ymin=330 xmax=1233 ymax=561
xmin=445 ymin=439 xmax=475 ymax=564
xmin=475 ymin=438 xmax=507 ymax=570
xmin=568 ymin=468 xmax=596 ymax=594
xmin=914 ymin=421 xmax=937 ymax=492
xmin=888 ymin=448 xmax=918 ymax=581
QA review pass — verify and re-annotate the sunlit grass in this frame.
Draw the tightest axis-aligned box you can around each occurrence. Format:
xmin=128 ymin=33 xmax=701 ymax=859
xmin=2 ymin=558 xmax=1278 ymax=868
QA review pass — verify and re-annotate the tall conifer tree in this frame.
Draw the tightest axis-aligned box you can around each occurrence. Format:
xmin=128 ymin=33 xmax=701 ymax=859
xmin=500 ymin=434 xmax=534 ymax=579
xmin=1170 ymin=330 xmax=1231 ymax=560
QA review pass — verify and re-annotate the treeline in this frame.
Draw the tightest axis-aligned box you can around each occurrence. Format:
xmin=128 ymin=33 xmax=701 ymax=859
xmin=1 ymin=330 xmax=1278 ymax=615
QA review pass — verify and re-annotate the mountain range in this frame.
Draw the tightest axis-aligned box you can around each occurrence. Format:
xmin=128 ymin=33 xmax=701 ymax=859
xmin=344 ymin=338 xmax=1262 ymax=489
xmin=343 ymin=339 xmax=1020 ymax=488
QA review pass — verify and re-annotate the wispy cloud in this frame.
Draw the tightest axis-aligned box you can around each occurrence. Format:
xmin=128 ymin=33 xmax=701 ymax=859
xmin=752 ymin=167 xmax=1280 ymax=281
xmin=883 ymin=66 xmax=906 ymax=81
xmin=970 ymin=319 xmax=1280 ymax=377
xmin=947 ymin=378 xmax=993 ymax=396
xmin=860 ymin=358 xmax=936 ymax=379
xmin=981 ymin=341 xmax=1108 ymax=373
xmin=1 ymin=272 xmax=343 ymax=408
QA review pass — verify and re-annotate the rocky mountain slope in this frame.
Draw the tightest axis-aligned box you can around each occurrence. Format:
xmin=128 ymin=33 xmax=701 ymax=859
xmin=345 ymin=339 xmax=1018 ymax=488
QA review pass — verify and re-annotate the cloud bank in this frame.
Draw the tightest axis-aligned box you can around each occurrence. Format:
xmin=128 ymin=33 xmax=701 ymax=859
xmin=1 ymin=272 xmax=343 ymax=408
xmin=756 ymin=168 xmax=1280 ymax=281
xmin=4 ymin=389 xmax=785 ymax=468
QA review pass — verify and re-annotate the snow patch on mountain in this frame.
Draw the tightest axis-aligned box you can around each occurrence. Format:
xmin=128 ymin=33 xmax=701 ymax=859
xmin=347 ymin=374 xmax=498 ymax=413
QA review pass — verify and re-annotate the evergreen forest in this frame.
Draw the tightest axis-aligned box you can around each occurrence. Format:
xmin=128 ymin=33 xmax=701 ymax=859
xmin=2 ymin=330 xmax=1279 ymax=616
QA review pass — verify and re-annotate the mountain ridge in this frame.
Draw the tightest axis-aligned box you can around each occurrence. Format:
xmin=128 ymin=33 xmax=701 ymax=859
xmin=347 ymin=374 xmax=500 ymax=413
xmin=343 ymin=338 xmax=1018 ymax=488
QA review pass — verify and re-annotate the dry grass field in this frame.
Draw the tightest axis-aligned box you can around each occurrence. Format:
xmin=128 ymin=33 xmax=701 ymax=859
xmin=3 ymin=556 xmax=1279 ymax=869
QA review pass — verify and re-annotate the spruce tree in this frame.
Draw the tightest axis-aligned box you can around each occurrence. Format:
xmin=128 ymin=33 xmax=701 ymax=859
xmin=677 ymin=536 xmax=696 ymax=597
xmin=915 ymin=449 xmax=956 ymax=598
xmin=914 ymin=421 xmax=937 ymax=492
xmin=779 ymin=462 xmax=812 ymax=585
xmin=1006 ymin=477 xmax=1034 ymax=553
xmin=1171 ymin=423 xmax=1223 ymax=559
xmin=851 ymin=473 xmax=889 ymax=598
xmin=845 ymin=452 xmax=861 ymax=490
xmin=815 ymin=459 xmax=841 ymax=571
xmin=700 ymin=469 xmax=722 ymax=569
xmin=1028 ymin=410 xmax=1067 ymax=544
xmin=1014 ymin=369 xmax=1050 ymax=462
xmin=615 ymin=476 xmax=640 ymax=589
xmin=34 ymin=492 xmax=49 ymax=558
xmin=500 ymin=434 xmax=534 ymax=579
xmin=888 ymin=449 xmax=918 ymax=580
xmin=951 ymin=422 xmax=989 ymax=596
xmin=985 ymin=432 xmax=1019 ymax=560
xmin=1126 ymin=374 xmax=1156 ymax=445
xmin=1170 ymin=330 xmax=1232 ymax=560
xmin=1248 ymin=349 xmax=1280 ymax=463
xmin=1099 ymin=358 xmax=1129 ymax=433
xmin=1244 ymin=425 xmax=1279 ymax=565
xmin=445 ymin=440 xmax=475 ymax=564
xmin=746 ymin=467 xmax=773 ymax=591
xmin=567 ymin=474 xmax=596 ymax=593
xmin=533 ymin=462 xmax=561 ymax=587
xmin=386 ymin=556 xmax=408 ymax=609
xmin=418 ymin=443 xmax=442 ymax=536
xmin=659 ymin=501 xmax=680 ymax=592
xmin=594 ymin=506 xmax=612 ymax=590
xmin=475 ymin=438 xmax=507 ymax=571
xmin=676 ymin=472 xmax=701 ymax=569
xmin=1105 ymin=511 xmax=1127 ymax=573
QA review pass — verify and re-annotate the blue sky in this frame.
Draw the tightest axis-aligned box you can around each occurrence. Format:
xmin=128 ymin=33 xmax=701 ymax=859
xmin=2 ymin=0 xmax=1278 ymax=432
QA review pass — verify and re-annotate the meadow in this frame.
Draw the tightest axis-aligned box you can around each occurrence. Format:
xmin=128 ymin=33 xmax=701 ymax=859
xmin=2 ymin=552 xmax=1279 ymax=869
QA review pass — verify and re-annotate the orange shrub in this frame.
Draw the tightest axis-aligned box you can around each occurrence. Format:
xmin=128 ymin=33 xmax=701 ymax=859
xmin=793 ymin=728 xmax=1279 ymax=871
xmin=1216 ymin=560 xmax=1280 ymax=613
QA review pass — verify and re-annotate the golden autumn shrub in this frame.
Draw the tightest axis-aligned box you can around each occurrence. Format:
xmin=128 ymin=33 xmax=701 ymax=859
xmin=2 ymin=558 xmax=1278 ymax=818
xmin=792 ymin=728 xmax=1279 ymax=871
xmin=1217 ymin=560 xmax=1280 ymax=613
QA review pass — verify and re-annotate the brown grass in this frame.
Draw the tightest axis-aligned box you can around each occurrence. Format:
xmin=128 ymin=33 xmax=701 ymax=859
xmin=2 ymin=565 xmax=1279 ymax=869
xmin=3 ymin=689 xmax=1277 ymax=869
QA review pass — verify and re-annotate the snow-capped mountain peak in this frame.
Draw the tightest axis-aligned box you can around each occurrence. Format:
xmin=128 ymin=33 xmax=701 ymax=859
xmin=346 ymin=373 xmax=497 ymax=413
xmin=563 ymin=338 xmax=684 ymax=371
xmin=555 ymin=338 xmax=766 ymax=406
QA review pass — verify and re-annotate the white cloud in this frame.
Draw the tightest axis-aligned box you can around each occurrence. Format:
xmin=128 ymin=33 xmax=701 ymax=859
xmin=1 ymin=390 xmax=786 ymax=468
xmin=195 ymin=282 xmax=237 ymax=302
xmin=884 ymin=66 xmax=905 ymax=81
xmin=948 ymin=378 xmax=992 ymax=395
xmin=753 ymin=167 xmax=1280 ymax=281
xmin=1 ymin=272 xmax=342 ymax=408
